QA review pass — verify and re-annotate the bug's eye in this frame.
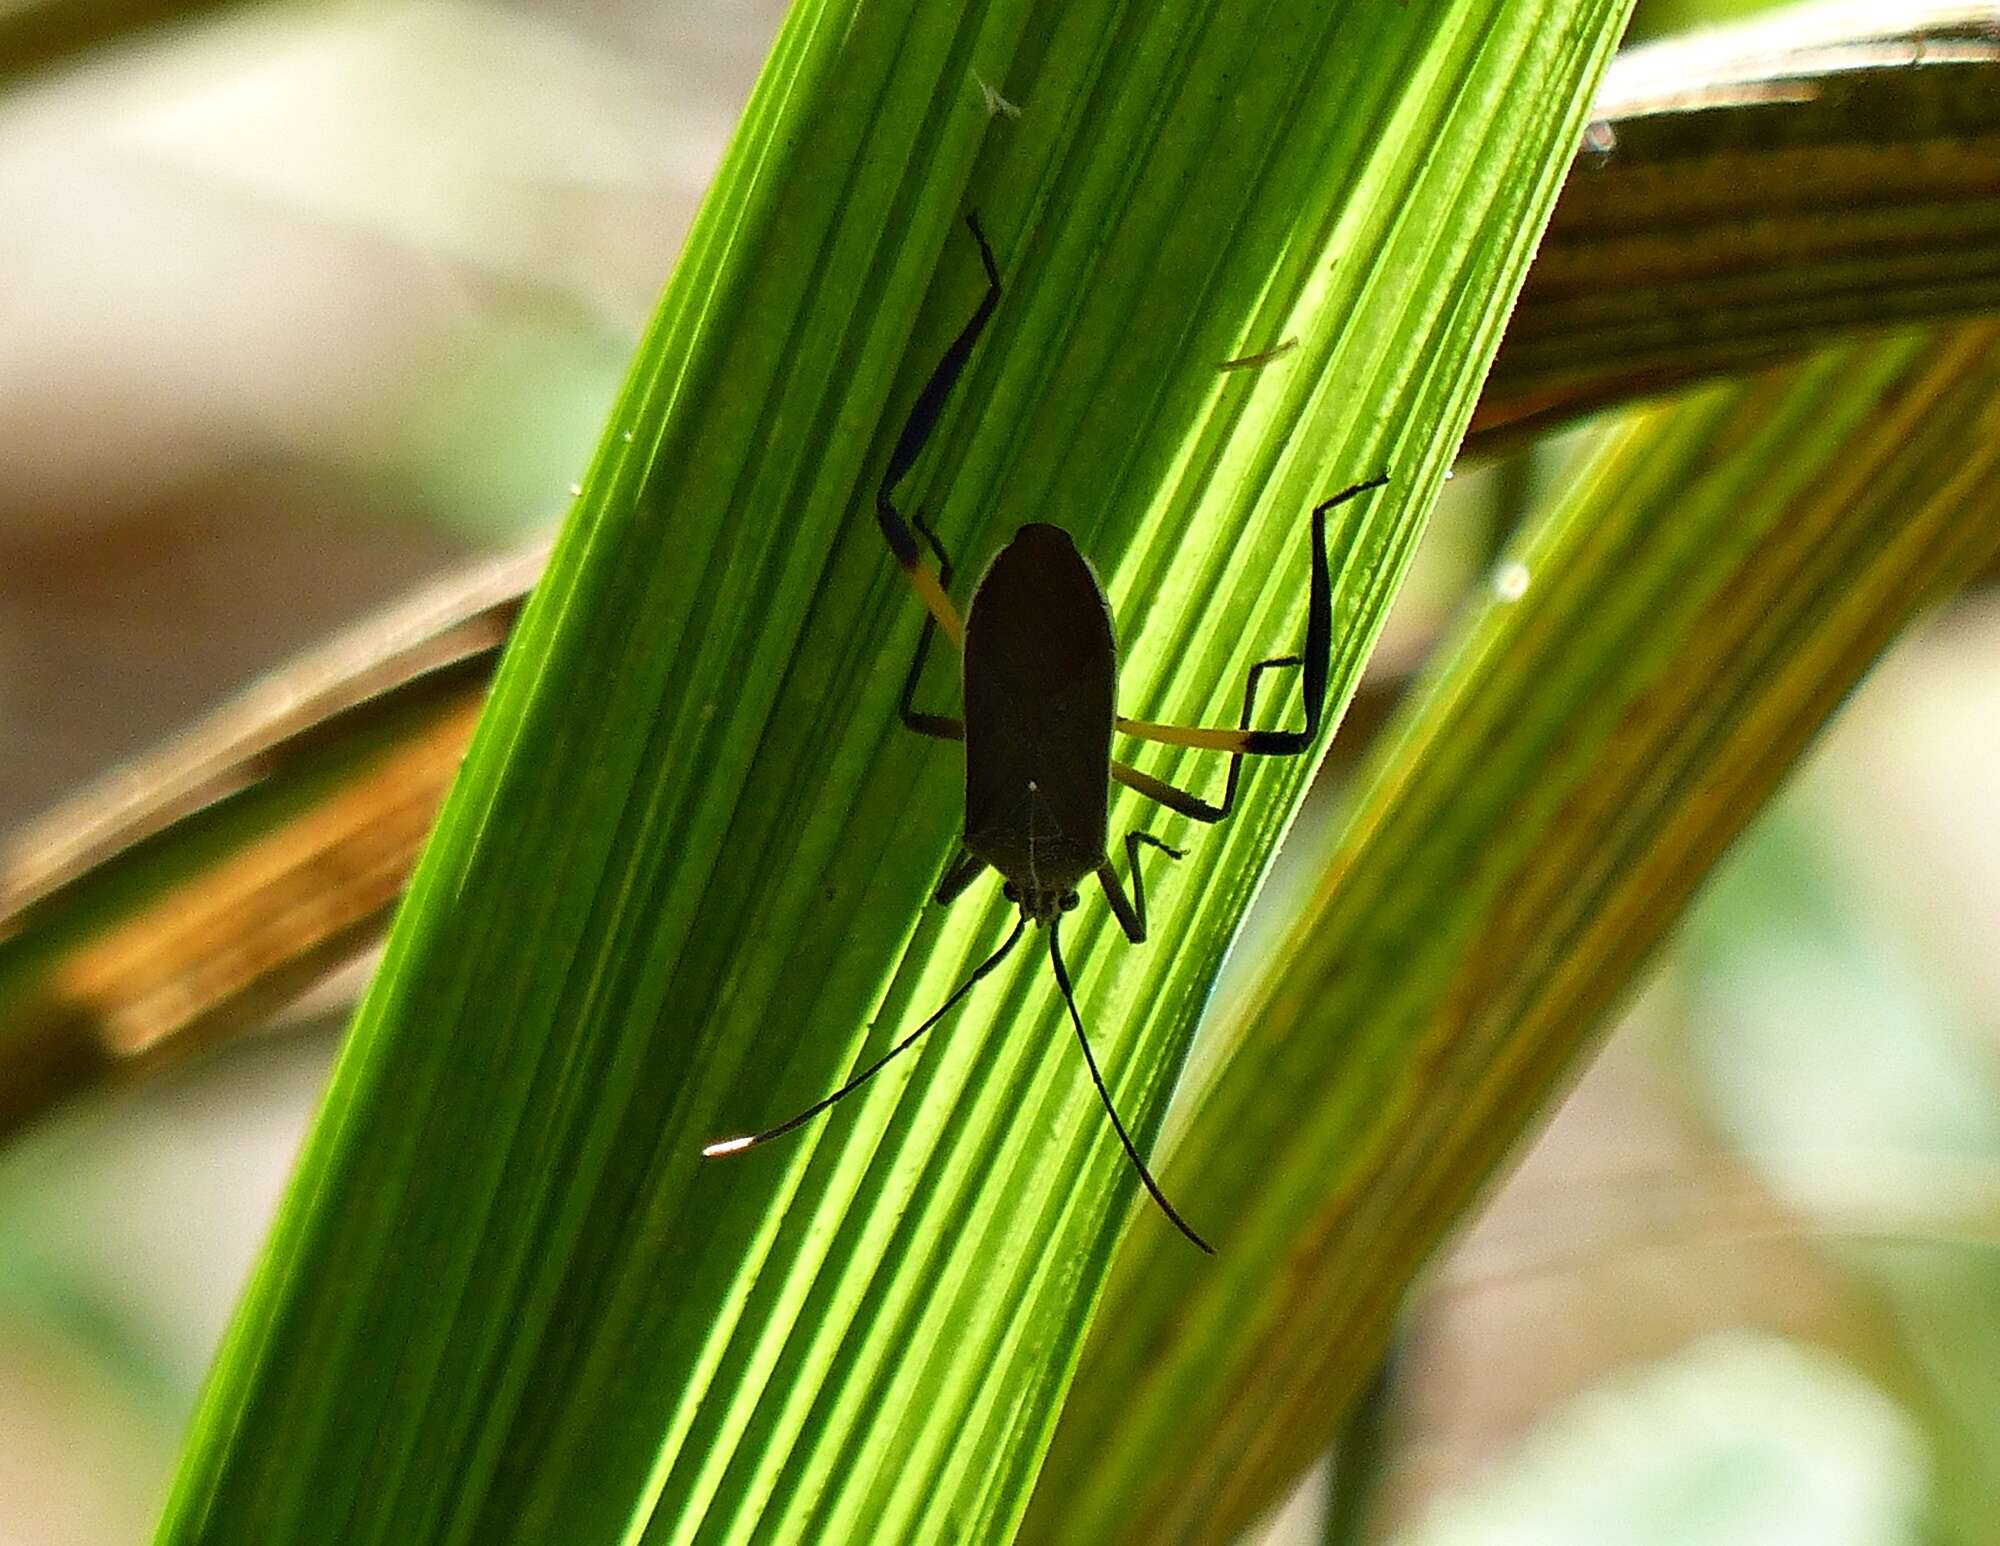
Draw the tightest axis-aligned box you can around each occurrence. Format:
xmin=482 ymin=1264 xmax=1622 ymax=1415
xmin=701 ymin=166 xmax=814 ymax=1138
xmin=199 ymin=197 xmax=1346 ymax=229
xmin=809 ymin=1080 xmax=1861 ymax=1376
xmin=1060 ymin=892 xmax=1079 ymax=912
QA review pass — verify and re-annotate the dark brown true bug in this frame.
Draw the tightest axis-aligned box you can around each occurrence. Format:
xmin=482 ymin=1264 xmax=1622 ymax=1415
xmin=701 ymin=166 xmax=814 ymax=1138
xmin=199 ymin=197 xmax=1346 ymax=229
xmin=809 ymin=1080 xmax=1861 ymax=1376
xmin=706 ymin=216 xmax=1387 ymax=1252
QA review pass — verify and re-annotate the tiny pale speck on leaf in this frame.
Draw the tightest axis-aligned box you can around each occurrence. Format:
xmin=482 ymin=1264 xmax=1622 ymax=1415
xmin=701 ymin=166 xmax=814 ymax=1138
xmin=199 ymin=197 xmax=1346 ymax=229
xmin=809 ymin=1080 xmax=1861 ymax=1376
xmin=975 ymin=72 xmax=1021 ymax=120
xmin=1492 ymin=560 xmax=1531 ymax=602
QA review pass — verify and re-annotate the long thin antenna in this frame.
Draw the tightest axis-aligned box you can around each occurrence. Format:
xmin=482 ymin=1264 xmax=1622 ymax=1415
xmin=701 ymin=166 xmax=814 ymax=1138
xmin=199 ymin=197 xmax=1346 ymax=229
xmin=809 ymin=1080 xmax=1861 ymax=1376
xmin=1048 ymin=921 xmax=1214 ymax=1254
xmin=703 ymin=917 xmax=1028 ymax=1158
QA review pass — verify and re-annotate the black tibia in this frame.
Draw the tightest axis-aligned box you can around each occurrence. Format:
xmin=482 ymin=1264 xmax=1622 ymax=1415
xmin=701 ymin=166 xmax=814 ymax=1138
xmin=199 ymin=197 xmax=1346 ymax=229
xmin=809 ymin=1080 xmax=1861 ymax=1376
xmin=1239 ymin=475 xmax=1391 ymax=755
xmin=1096 ymin=832 xmax=1185 ymax=945
xmin=1112 ymin=653 xmax=1306 ymax=824
xmin=875 ymin=215 xmax=1003 ymax=576
xmin=1113 ymin=472 xmax=1390 ymax=815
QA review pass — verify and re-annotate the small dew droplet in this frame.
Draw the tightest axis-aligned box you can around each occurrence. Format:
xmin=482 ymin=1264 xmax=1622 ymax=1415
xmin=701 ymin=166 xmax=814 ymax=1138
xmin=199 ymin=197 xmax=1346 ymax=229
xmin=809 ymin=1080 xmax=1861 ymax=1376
xmin=1492 ymin=560 xmax=1531 ymax=602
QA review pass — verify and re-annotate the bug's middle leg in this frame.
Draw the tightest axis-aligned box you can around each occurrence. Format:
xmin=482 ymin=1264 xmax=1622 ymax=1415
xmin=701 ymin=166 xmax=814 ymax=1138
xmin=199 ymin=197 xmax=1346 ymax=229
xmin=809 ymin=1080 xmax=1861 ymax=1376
xmin=1097 ymin=832 xmax=1185 ymax=945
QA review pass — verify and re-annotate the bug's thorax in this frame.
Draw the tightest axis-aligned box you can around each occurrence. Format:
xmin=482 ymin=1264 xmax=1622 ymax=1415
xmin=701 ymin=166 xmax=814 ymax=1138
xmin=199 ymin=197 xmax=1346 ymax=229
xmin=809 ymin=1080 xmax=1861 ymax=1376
xmin=959 ymin=523 xmax=1117 ymax=902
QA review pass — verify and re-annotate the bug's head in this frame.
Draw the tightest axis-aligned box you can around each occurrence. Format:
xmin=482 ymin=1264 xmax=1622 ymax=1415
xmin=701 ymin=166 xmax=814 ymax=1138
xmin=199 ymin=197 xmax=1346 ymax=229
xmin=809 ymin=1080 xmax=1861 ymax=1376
xmin=1002 ymin=879 xmax=1079 ymax=926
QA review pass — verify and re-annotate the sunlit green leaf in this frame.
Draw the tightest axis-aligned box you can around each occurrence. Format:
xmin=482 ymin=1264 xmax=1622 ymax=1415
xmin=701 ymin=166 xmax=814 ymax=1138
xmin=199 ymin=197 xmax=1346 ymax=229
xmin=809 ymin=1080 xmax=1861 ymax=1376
xmin=16 ymin=5 xmax=2000 ymax=1149
xmin=151 ymin=0 xmax=1633 ymax=1539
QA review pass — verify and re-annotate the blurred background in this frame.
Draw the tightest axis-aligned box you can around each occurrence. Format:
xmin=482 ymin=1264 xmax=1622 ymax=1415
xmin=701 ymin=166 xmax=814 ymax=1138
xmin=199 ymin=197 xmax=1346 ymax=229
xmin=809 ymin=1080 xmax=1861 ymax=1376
xmin=2 ymin=0 xmax=1994 ymax=1540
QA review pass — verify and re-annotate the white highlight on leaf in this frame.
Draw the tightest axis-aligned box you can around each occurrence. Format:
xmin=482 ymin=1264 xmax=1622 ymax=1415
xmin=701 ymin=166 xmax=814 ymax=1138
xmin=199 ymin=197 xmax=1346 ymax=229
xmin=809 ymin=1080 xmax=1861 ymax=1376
xmin=1492 ymin=560 xmax=1531 ymax=602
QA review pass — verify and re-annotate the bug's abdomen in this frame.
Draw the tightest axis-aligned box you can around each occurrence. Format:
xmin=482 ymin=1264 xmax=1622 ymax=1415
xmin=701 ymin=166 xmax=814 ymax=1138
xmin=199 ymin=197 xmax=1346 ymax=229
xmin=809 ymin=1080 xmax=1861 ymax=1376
xmin=960 ymin=524 xmax=1116 ymax=891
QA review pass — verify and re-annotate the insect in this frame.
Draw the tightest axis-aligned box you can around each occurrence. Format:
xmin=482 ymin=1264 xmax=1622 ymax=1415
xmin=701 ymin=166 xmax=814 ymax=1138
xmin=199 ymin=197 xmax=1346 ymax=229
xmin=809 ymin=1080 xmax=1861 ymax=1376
xmin=705 ymin=215 xmax=1387 ymax=1252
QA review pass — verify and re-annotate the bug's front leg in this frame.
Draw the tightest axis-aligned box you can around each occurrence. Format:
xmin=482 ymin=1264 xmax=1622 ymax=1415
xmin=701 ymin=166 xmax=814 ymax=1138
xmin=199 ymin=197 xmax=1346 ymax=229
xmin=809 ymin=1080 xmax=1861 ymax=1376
xmin=1095 ymin=832 xmax=1184 ymax=944
xmin=934 ymin=849 xmax=988 ymax=907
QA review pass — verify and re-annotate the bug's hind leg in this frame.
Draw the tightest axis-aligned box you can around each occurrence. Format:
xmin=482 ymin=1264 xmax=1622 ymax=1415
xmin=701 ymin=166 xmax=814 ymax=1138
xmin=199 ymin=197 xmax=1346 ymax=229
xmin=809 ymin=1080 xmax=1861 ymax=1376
xmin=900 ymin=510 xmax=964 ymax=743
xmin=1115 ymin=474 xmax=1389 ymax=755
xmin=1096 ymin=832 xmax=1185 ymax=945
xmin=876 ymin=214 xmax=1003 ymax=649
xmin=1110 ymin=652 xmax=1307 ymax=825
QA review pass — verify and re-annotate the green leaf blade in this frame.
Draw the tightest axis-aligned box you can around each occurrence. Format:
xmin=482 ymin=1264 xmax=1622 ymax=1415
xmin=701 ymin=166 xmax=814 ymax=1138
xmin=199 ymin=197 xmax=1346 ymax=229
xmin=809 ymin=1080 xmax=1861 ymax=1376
xmin=154 ymin=0 xmax=1634 ymax=1540
xmin=1036 ymin=322 xmax=2000 ymax=1544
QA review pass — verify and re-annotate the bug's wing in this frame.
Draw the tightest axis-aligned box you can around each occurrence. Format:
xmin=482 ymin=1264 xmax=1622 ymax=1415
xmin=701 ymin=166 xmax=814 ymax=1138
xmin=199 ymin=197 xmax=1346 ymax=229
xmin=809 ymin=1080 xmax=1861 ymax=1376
xmin=962 ymin=524 xmax=1115 ymax=884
